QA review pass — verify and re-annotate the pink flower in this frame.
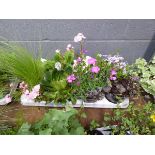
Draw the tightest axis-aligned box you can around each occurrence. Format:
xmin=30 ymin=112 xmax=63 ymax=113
xmin=4 ymin=94 xmax=12 ymax=103
xmin=24 ymin=84 xmax=40 ymax=100
xmin=91 ymin=66 xmax=100 ymax=73
xmin=74 ymin=33 xmax=86 ymax=42
xmin=111 ymin=69 xmax=117 ymax=76
xmin=87 ymin=57 xmax=97 ymax=66
xmin=67 ymin=74 xmax=76 ymax=83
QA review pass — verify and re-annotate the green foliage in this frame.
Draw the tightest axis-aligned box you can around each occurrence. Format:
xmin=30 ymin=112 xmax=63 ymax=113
xmin=0 ymin=125 xmax=18 ymax=135
xmin=17 ymin=107 xmax=85 ymax=135
xmin=0 ymin=42 xmax=44 ymax=88
xmin=131 ymin=57 xmax=155 ymax=96
xmin=103 ymin=102 xmax=155 ymax=135
xmin=17 ymin=122 xmax=34 ymax=135
xmin=0 ymin=71 xmax=12 ymax=98
xmin=89 ymin=120 xmax=100 ymax=131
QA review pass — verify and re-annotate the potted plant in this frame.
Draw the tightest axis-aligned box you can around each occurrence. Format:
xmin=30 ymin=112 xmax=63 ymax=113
xmin=0 ymin=33 xmax=154 ymax=108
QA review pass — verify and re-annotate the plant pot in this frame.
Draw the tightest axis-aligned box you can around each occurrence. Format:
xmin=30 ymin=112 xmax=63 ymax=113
xmin=20 ymin=94 xmax=129 ymax=108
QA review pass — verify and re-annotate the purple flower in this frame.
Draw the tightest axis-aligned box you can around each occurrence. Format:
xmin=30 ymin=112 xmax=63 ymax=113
xmin=67 ymin=74 xmax=76 ymax=83
xmin=87 ymin=57 xmax=97 ymax=66
xmin=103 ymin=55 xmax=125 ymax=64
xmin=110 ymin=69 xmax=117 ymax=81
xmin=82 ymin=49 xmax=88 ymax=54
xmin=91 ymin=66 xmax=100 ymax=73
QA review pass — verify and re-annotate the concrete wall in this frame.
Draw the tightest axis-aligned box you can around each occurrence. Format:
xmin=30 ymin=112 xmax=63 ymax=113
xmin=0 ymin=19 xmax=155 ymax=63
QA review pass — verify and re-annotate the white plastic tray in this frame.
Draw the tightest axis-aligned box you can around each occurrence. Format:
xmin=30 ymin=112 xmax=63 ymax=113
xmin=20 ymin=95 xmax=129 ymax=108
xmin=0 ymin=97 xmax=9 ymax=105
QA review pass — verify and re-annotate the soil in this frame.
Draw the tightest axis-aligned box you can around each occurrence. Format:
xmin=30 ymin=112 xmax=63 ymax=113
xmin=0 ymin=95 xmax=154 ymax=129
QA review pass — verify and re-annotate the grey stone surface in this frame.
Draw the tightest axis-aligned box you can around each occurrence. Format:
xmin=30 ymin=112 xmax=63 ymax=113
xmin=0 ymin=19 xmax=154 ymax=62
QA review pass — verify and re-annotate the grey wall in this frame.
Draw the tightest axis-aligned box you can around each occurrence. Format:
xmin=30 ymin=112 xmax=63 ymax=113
xmin=0 ymin=19 xmax=155 ymax=63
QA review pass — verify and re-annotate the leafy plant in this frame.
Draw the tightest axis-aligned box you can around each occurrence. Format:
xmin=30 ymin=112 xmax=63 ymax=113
xmin=39 ymin=50 xmax=75 ymax=103
xmin=0 ymin=42 xmax=44 ymax=88
xmin=102 ymin=102 xmax=155 ymax=135
xmin=130 ymin=56 xmax=155 ymax=96
xmin=17 ymin=107 xmax=85 ymax=135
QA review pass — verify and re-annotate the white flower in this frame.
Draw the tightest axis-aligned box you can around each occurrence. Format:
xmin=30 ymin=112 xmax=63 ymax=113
xmin=73 ymin=60 xmax=78 ymax=68
xmin=74 ymin=33 xmax=86 ymax=42
xmin=55 ymin=62 xmax=62 ymax=71
xmin=41 ymin=58 xmax=47 ymax=63
xmin=55 ymin=49 xmax=60 ymax=53
xmin=66 ymin=44 xmax=74 ymax=51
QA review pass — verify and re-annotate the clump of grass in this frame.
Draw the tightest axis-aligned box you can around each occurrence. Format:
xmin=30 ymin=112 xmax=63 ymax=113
xmin=0 ymin=42 xmax=44 ymax=88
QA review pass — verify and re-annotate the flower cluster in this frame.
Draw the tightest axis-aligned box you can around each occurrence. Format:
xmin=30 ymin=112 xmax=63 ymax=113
xmin=74 ymin=33 xmax=86 ymax=43
xmin=67 ymin=74 xmax=76 ymax=83
xmin=102 ymin=54 xmax=124 ymax=64
xmin=23 ymin=84 xmax=40 ymax=100
xmin=102 ymin=54 xmax=127 ymax=74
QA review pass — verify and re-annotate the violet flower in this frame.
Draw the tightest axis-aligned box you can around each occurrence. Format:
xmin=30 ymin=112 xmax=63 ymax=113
xmin=110 ymin=69 xmax=117 ymax=81
xmin=82 ymin=49 xmax=88 ymax=54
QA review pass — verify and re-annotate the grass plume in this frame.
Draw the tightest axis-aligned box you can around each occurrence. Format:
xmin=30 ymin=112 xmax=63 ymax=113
xmin=0 ymin=42 xmax=44 ymax=88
